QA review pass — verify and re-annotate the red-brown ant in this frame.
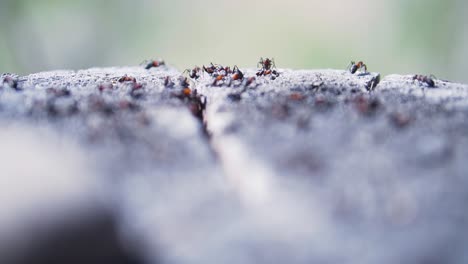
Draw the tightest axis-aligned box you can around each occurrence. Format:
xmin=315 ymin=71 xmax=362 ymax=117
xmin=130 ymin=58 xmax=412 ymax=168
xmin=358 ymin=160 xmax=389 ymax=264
xmin=212 ymin=74 xmax=227 ymax=86
xmin=412 ymin=74 xmax=436 ymax=87
xmin=231 ymin=66 xmax=244 ymax=81
xmin=181 ymin=87 xmax=191 ymax=96
xmin=227 ymin=66 xmax=244 ymax=87
xmin=172 ymin=85 xmax=207 ymax=120
xmin=347 ymin=61 xmax=367 ymax=74
xmin=203 ymin=63 xmax=217 ymax=75
xmin=244 ymin=76 xmax=257 ymax=87
xmin=184 ymin=67 xmax=202 ymax=80
xmin=258 ymin=57 xmax=275 ymax=70
xmin=144 ymin=59 xmax=165 ymax=69
xmin=130 ymin=82 xmax=144 ymax=99
xmin=256 ymin=57 xmax=279 ymax=78
xmin=188 ymin=92 xmax=207 ymax=120
xmin=222 ymin=66 xmax=233 ymax=75
xmin=118 ymin=75 xmax=136 ymax=83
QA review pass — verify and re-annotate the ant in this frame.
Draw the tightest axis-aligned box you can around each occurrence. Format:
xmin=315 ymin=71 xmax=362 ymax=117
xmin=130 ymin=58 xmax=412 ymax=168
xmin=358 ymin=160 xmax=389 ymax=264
xmin=221 ymin=66 xmax=232 ymax=75
xmin=178 ymin=76 xmax=191 ymax=88
xmin=212 ymin=74 xmax=227 ymax=86
xmin=188 ymin=92 xmax=207 ymax=121
xmin=244 ymin=76 xmax=257 ymax=88
xmin=347 ymin=61 xmax=367 ymax=74
xmin=365 ymin=74 xmax=380 ymax=91
xmin=182 ymin=87 xmax=192 ymax=96
xmin=203 ymin=63 xmax=217 ymax=75
xmin=183 ymin=66 xmax=202 ymax=80
xmin=170 ymin=76 xmax=193 ymax=99
xmin=412 ymin=74 xmax=436 ymax=88
xmin=2 ymin=76 xmax=19 ymax=90
xmin=231 ymin=66 xmax=244 ymax=81
xmin=256 ymin=57 xmax=279 ymax=78
xmin=130 ymin=82 xmax=144 ymax=99
xmin=227 ymin=66 xmax=244 ymax=87
xmin=172 ymin=85 xmax=207 ymax=120
xmin=118 ymin=75 xmax=136 ymax=83
xmin=258 ymin=57 xmax=275 ymax=70
xmin=143 ymin=59 xmax=165 ymax=69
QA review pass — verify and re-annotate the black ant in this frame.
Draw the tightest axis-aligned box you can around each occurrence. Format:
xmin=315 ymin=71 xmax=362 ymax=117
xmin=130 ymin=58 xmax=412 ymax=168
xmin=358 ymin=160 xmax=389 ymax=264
xmin=144 ymin=59 xmax=165 ymax=69
xmin=183 ymin=67 xmax=202 ymax=80
xmin=412 ymin=74 xmax=436 ymax=88
xmin=365 ymin=74 xmax=380 ymax=91
xmin=347 ymin=61 xmax=367 ymax=74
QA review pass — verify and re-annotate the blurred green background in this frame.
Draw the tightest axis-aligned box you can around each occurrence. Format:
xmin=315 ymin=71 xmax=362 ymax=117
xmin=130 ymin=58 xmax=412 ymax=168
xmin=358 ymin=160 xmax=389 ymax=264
xmin=0 ymin=0 xmax=467 ymax=82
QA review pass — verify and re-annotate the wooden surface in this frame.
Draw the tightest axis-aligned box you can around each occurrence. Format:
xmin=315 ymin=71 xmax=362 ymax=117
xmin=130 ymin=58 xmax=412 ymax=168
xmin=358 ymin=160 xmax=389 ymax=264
xmin=1 ymin=66 xmax=468 ymax=264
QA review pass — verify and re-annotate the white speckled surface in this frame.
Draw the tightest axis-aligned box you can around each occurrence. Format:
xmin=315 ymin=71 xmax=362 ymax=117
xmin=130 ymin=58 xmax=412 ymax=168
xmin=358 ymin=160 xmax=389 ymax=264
xmin=1 ymin=66 xmax=468 ymax=264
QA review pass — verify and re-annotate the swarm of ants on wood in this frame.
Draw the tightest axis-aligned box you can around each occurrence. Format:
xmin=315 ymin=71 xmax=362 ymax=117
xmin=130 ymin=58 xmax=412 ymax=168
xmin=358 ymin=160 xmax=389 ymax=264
xmin=182 ymin=57 xmax=281 ymax=89
xmin=183 ymin=62 xmax=257 ymax=89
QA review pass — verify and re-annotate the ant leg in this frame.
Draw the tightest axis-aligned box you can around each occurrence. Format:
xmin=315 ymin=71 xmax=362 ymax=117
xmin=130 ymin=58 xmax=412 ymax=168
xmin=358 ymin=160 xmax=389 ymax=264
xmin=271 ymin=58 xmax=276 ymax=69
xmin=362 ymin=64 xmax=368 ymax=73
xmin=257 ymin=57 xmax=264 ymax=69
xmin=188 ymin=78 xmax=196 ymax=88
xmin=429 ymin=74 xmax=437 ymax=80
xmin=346 ymin=61 xmax=354 ymax=71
